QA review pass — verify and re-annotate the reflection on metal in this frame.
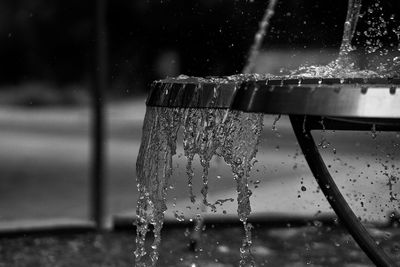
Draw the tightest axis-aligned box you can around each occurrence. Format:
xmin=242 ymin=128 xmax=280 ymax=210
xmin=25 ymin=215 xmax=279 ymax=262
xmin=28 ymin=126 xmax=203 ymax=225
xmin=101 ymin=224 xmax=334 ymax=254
xmin=233 ymin=78 xmax=400 ymax=119
xmin=148 ymin=77 xmax=400 ymax=119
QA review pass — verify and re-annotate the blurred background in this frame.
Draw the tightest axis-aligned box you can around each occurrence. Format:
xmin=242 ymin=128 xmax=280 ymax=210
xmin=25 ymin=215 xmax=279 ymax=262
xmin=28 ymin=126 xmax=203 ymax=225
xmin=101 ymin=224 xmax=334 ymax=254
xmin=0 ymin=0 xmax=400 ymax=228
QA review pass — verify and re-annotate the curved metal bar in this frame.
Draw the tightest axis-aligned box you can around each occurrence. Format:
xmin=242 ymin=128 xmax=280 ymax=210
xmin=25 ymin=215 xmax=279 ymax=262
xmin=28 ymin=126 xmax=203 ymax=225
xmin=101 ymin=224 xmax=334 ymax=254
xmin=290 ymin=115 xmax=396 ymax=267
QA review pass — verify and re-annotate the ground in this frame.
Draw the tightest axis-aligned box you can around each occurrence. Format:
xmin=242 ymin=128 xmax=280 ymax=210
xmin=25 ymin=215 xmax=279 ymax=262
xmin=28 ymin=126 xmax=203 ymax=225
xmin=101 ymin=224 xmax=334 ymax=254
xmin=1 ymin=225 xmax=400 ymax=266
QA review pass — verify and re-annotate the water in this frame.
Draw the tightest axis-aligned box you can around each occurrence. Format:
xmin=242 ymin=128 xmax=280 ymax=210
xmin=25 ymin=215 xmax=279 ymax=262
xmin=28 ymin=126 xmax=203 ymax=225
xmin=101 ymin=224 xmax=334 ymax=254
xmin=135 ymin=1 xmax=400 ymax=266
xmin=338 ymin=0 xmax=363 ymax=64
xmin=218 ymin=110 xmax=263 ymax=266
xmin=243 ymin=0 xmax=278 ymax=74
xmin=291 ymin=0 xmax=400 ymax=78
xmin=135 ymin=106 xmax=263 ymax=266
xmin=135 ymin=107 xmax=182 ymax=266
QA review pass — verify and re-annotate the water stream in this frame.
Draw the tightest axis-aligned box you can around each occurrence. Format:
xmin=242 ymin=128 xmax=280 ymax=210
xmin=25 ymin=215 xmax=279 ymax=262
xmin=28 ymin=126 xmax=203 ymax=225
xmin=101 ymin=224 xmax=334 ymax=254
xmin=135 ymin=107 xmax=182 ymax=266
xmin=338 ymin=0 xmax=363 ymax=64
xmin=243 ymin=0 xmax=278 ymax=74
xmin=135 ymin=106 xmax=263 ymax=266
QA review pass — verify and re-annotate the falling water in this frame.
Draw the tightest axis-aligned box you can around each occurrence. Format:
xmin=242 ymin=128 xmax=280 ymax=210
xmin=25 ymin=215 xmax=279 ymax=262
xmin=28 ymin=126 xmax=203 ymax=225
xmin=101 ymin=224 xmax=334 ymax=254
xmin=182 ymin=107 xmax=228 ymax=207
xmin=220 ymin=110 xmax=264 ymax=266
xmin=135 ymin=105 xmax=263 ymax=266
xmin=135 ymin=107 xmax=182 ymax=267
xmin=243 ymin=0 xmax=278 ymax=74
xmin=337 ymin=0 xmax=362 ymax=64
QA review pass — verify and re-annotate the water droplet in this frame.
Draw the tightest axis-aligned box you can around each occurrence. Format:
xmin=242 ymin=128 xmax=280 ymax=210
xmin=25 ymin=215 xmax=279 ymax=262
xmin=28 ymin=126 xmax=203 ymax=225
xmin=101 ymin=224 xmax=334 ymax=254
xmin=371 ymin=124 xmax=377 ymax=139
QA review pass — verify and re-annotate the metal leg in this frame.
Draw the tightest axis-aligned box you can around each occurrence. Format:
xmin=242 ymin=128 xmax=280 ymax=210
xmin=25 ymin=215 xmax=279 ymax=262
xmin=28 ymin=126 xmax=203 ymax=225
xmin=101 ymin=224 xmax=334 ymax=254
xmin=290 ymin=115 xmax=396 ymax=267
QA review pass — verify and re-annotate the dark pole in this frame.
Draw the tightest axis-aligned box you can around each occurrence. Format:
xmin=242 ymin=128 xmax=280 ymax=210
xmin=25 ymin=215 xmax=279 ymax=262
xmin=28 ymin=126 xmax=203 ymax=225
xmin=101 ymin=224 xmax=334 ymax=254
xmin=91 ymin=0 xmax=107 ymax=230
xmin=290 ymin=115 xmax=396 ymax=267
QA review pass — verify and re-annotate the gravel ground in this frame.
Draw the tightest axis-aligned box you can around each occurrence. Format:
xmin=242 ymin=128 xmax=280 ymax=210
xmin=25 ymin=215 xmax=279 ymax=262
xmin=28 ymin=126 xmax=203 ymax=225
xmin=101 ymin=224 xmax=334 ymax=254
xmin=1 ymin=225 xmax=400 ymax=267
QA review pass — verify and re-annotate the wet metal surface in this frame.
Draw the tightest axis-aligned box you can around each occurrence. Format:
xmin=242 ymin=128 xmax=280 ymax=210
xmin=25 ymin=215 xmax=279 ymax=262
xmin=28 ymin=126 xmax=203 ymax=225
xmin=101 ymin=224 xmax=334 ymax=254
xmin=148 ymin=77 xmax=400 ymax=119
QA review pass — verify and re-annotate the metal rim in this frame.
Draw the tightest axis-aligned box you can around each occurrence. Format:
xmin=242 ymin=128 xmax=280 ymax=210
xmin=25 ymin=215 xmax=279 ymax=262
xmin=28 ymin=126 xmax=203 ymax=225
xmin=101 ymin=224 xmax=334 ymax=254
xmin=147 ymin=77 xmax=400 ymax=119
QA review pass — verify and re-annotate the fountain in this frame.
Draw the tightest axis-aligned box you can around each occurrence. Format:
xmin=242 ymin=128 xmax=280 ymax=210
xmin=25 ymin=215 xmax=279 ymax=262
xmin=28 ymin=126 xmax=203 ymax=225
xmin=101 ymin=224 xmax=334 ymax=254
xmin=135 ymin=1 xmax=400 ymax=266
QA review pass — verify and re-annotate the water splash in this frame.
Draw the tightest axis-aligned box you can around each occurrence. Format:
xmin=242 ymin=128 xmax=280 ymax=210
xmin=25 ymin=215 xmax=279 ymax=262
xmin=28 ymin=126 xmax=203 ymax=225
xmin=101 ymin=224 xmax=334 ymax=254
xmin=135 ymin=106 xmax=263 ymax=266
xmin=290 ymin=0 xmax=400 ymax=79
xmin=182 ymin=108 xmax=200 ymax=203
xmin=220 ymin=111 xmax=264 ymax=266
xmin=272 ymin=114 xmax=281 ymax=137
xmin=357 ymin=0 xmax=400 ymax=77
xmin=135 ymin=107 xmax=181 ymax=267
xmin=182 ymin=108 xmax=228 ymax=206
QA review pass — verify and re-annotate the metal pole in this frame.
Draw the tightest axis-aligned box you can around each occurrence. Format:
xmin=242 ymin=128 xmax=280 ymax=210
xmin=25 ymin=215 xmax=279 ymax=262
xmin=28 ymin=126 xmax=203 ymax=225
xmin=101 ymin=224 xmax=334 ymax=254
xmin=91 ymin=0 xmax=107 ymax=230
xmin=290 ymin=115 xmax=396 ymax=267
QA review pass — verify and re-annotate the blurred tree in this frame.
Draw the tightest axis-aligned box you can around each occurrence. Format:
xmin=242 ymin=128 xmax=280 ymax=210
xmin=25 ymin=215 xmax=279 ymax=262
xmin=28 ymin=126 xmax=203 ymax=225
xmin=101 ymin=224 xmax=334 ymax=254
xmin=0 ymin=0 xmax=92 ymax=85
xmin=1 ymin=0 xmax=398 ymax=94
